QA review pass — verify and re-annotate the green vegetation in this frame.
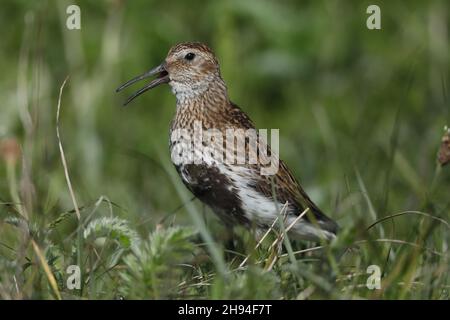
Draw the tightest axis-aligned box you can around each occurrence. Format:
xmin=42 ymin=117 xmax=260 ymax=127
xmin=0 ymin=0 xmax=448 ymax=299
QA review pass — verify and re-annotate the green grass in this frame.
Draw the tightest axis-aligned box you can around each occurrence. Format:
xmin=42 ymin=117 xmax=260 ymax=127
xmin=0 ymin=0 xmax=449 ymax=299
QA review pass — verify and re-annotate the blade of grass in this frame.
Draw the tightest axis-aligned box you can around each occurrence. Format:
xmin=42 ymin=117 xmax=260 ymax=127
xmin=355 ymin=168 xmax=385 ymax=237
xmin=56 ymin=76 xmax=85 ymax=296
xmin=157 ymin=150 xmax=227 ymax=278
xmin=56 ymin=76 xmax=80 ymax=221
xmin=367 ymin=210 xmax=449 ymax=230
xmin=31 ymin=239 xmax=61 ymax=300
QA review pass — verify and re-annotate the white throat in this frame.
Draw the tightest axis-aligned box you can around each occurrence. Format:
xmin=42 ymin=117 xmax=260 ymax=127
xmin=170 ymin=79 xmax=211 ymax=105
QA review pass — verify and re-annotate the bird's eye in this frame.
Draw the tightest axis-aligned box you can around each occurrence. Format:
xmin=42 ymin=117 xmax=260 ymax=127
xmin=184 ymin=52 xmax=195 ymax=61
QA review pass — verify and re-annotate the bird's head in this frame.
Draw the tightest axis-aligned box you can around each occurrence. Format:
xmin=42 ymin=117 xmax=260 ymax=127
xmin=116 ymin=42 xmax=221 ymax=105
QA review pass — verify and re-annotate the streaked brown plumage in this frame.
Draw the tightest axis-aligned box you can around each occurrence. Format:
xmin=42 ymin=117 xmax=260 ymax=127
xmin=117 ymin=42 xmax=339 ymax=241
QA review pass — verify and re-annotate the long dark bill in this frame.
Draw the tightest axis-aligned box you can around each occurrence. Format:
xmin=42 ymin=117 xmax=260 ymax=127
xmin=116 ymin=63 xmax=169 ymax=106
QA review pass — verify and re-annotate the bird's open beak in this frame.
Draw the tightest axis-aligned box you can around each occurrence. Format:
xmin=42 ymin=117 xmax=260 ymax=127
xmin=116 ymin=63 xmax=169 ymax=106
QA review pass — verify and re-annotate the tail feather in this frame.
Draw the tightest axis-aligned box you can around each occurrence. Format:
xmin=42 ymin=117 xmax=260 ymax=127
xmin=288 ymin=211 xmax=339 ymax=241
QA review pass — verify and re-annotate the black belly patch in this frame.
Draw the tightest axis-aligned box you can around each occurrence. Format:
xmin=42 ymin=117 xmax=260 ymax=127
xmin=174 ymin=163 xmax=249 ymax=226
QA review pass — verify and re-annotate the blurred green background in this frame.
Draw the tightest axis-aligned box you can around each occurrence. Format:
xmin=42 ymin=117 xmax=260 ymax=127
xmin=0 ymin=0 xmax=448 ymax=299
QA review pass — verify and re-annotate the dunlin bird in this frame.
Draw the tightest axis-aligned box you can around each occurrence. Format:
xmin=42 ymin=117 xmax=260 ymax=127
xmin=117 ymin=42 xmax=339 ymax=241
